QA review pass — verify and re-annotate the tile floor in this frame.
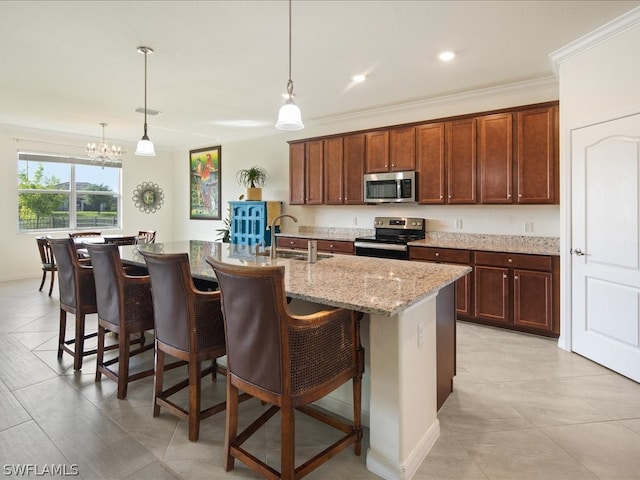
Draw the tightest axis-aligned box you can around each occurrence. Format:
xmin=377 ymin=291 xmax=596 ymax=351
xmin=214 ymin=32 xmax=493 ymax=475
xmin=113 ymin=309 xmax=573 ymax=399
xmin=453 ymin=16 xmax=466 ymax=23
xmin=2 ymin=278 xmax=640 ymax=479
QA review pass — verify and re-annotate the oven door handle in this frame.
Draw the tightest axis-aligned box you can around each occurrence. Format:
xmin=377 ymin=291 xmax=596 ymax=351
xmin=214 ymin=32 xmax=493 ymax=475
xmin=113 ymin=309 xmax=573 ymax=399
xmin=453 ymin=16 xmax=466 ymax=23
xmin=354 ymin=241 xmax=407 ymax=252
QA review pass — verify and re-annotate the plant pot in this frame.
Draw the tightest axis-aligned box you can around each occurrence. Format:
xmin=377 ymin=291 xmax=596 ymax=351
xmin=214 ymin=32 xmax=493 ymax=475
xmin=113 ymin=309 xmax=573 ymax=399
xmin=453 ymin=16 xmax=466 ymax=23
xmin=246 ymin=187 xmax=262 ymax=201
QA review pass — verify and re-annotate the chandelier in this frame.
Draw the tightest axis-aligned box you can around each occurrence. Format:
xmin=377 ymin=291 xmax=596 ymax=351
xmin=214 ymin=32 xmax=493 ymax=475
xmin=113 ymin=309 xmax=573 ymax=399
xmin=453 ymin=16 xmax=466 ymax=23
xmin=86 ymin=122 xmax=122 ymax=166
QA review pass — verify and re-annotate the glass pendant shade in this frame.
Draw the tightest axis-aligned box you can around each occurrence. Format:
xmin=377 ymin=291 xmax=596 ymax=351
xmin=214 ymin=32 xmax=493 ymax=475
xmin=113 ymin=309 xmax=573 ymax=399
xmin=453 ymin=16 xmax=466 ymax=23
xmin=276 ymin=97 xmax=304 ymax=131
xmin=135 ymin=135 xmax=156 ymax=156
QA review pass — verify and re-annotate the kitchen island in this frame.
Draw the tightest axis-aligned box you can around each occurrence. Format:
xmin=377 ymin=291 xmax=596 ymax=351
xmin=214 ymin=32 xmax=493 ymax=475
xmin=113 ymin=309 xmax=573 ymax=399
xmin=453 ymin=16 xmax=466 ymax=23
xmin=121 ymin=240 xmax=470 ymax=480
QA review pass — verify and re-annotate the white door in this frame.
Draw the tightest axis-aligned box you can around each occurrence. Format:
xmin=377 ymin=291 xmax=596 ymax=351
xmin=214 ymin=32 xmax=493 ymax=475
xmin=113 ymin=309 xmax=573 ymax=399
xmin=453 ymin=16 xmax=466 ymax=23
xmin=571 ymin=113 xmax=640 ymax=382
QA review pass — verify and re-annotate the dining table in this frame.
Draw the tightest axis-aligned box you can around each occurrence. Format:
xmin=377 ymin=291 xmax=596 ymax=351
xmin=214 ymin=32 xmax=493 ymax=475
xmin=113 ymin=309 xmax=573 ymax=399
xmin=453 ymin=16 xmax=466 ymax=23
xmin=119 ymin=239 xmax=470 ymax=480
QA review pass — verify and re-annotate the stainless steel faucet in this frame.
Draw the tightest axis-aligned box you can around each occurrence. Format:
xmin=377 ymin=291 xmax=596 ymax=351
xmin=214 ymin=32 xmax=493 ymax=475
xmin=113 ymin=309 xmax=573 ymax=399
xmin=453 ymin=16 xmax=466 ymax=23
xmin=270 ymin=214 xmax=298 ymax=259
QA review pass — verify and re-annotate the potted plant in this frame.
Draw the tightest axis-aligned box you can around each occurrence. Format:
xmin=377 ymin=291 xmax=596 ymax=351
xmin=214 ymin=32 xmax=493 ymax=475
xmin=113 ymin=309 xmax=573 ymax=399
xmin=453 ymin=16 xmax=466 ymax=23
xmin=236 ymin=166 xmax=269 ymax=201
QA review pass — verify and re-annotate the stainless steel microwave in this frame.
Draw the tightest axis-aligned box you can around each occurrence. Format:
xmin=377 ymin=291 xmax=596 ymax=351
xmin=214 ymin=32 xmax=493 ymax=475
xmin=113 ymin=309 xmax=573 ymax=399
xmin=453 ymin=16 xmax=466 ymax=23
xmin=363 ymin=171 xmax=416 ymax=203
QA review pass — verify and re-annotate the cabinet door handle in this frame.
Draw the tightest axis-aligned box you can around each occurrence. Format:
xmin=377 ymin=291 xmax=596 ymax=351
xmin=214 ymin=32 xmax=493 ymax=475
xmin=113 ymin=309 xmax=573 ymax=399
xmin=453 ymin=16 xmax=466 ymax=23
xmin=329 ymin=244 xmax=334 ymax=248
xmin=508 ymin=258 xmax=513 ymax=263
xmin=440 ymin=195 xmax=444 ymax=199
xmin=514 ymin=275 xmax=519 ymax=280
xmin=503 ymin=274 xmax=508 ymax=279
xmin=435 ymin=252 xmax=440 ymax=257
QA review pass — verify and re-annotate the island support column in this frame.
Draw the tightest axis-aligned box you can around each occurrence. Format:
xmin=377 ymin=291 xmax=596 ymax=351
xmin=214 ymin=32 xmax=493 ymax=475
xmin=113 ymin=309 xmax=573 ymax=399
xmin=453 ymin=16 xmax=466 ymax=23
xmin=365 ymin=292 xmax=440 ymax=480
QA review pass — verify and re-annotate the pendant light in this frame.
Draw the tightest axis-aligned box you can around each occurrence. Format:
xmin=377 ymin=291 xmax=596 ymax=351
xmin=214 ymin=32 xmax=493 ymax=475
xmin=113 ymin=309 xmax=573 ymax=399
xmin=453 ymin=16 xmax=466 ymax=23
xmin=135 ymin=46 xmax=156 ymax=156
xmin=275 ymin=0 xmax=304 ymax=131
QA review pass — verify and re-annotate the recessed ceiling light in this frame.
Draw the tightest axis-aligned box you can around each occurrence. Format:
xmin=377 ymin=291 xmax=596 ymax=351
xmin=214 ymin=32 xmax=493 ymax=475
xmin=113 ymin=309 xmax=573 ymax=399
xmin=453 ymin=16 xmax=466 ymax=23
xmin=352 ymin=74 xmax=366 ymax=83
xmin=438 ymin=51 xmax=456 ymax=62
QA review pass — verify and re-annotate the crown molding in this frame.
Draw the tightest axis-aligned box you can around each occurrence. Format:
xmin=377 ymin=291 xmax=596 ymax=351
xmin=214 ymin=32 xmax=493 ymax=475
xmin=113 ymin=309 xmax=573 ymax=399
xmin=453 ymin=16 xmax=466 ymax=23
xmin=549 ymin=6 xmax=640 ymax=76
xmin=310 ymin=76 xmax=558 ymax=127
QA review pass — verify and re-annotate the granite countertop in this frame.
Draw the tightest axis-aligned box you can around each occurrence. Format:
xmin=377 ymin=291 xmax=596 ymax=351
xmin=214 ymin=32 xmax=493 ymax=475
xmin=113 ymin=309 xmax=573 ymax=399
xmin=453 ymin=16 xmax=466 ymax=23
xmin=124 ymin=241 xmax=470 ymax=317
xmin=408 ymin=232 xmax=560 ymax=256
xmin=277 ymin=226 xmax=560 ymax=256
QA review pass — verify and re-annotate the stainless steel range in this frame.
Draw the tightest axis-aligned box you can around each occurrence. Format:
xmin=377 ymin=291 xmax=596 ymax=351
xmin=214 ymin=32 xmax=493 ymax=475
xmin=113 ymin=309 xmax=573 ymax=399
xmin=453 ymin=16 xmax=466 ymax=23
xmin=354 ymin=216 xmax=426 ymax=260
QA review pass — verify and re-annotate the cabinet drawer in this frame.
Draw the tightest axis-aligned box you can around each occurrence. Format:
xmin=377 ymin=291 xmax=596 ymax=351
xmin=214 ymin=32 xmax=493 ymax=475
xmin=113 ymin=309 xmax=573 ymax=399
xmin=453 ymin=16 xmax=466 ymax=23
xmin=409 ymin=247 xmax=471 ymax=264
xmin=276 ymin=236 xmax=309 ymax=250
xmin=317 ymin=240 xmax=354 ymax=254
xmin=475 ymin=251 xmax=552 ymax=271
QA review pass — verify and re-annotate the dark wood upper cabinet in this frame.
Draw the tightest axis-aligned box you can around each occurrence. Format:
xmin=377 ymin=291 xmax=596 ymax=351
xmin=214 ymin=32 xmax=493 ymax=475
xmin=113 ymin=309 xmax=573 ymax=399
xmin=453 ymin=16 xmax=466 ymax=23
xmin=289 ymin=101 xmax=558 ymax=207
xmin=289 ymin=143 xmax=305 ymax=205
xmin=343 ymin=134 xmax=365 ymax=204
xmin=305 ymin=140 xmax=324 ymax=204
xmin=447 ymin=119 xmax=477 ymax=204
xmin=365 ymin=131 xmax=390 ymax=173
xmin=324 ymin=137 xmax=344 ymax=205
xmin=516 ymin=106 xmax=557 ymax=204
xmin=417 ymin=123 xmax=446 ymax=204
xmin=390 ymin=126 xmax=416 ymax=171
xmin=478 ymin=113 xmax=513 ymax=203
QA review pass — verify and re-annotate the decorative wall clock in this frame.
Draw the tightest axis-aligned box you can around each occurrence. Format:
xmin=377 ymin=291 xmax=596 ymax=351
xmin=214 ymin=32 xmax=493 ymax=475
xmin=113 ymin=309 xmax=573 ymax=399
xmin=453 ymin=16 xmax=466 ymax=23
xmin=133 ymin=181 xmax=164 ymax=213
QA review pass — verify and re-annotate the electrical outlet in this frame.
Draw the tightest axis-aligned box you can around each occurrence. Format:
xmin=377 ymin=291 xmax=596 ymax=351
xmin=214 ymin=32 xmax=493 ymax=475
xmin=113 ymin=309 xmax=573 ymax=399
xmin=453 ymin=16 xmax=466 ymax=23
xmin=417 ymin=321 xmax=425 ymax=347
xmin=455 ymin=219 xmax=463 ymax=229
xmin=353 ymin=217 xmax=358 ymax=226
xmin=524 ymin=221 xmax=534 ymax=233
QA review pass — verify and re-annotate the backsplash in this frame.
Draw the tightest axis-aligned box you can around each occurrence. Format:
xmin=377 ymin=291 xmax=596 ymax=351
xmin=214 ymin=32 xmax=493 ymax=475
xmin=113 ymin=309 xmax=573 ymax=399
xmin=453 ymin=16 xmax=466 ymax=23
xmin=423 ymin=231 xmax=560 ymax=255
xmin=298 ymin=225 xmax=375 ymax=238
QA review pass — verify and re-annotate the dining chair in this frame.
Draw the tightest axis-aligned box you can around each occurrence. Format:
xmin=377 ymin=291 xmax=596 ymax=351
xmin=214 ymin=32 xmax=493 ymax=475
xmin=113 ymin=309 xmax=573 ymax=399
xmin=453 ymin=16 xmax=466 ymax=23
xmin=140 ymin=250 xmax=247 ymax=441
xmin=47 ymin=237 xmax=103 ymax=370
xmin=206 ymin=258 xmax=364 ymax=479
xmin=136 ymin=230 xmax=156 ymax=244
xmin=36 ymin=236 xmax=56 ymax=296
xmin=69 ymin=231 xmax=103 ymax=258
xmin=85 ymin=243 xmax=155 ymax=399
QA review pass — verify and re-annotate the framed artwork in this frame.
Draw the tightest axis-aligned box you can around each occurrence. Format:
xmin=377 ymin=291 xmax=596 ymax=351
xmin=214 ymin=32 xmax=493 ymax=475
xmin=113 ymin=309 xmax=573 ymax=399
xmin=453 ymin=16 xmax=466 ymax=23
xmin=189 ymin=145 xmax=221 ymax=220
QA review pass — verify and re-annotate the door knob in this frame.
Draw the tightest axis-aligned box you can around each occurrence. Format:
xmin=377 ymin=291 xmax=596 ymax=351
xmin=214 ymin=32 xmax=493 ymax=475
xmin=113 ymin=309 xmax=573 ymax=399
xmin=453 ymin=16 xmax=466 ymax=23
xmin=570 ymin=248 xmax=587 ymax=256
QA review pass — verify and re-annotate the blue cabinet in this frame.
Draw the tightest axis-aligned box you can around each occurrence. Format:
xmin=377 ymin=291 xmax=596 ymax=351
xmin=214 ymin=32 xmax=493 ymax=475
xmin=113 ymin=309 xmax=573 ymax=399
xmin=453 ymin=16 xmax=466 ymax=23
xmin=230 ymin=201 xmax=282 ymax=246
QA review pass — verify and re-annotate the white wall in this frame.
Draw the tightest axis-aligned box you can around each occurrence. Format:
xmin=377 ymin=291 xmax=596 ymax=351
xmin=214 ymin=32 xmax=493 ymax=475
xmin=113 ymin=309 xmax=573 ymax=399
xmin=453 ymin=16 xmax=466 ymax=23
xmin=0 ymin=125 xmax=174 ymax=282
xmin=174 ymin=79 xmax=561 ymax=242
xmin=553 ymin=7 xmax=640 ymax=349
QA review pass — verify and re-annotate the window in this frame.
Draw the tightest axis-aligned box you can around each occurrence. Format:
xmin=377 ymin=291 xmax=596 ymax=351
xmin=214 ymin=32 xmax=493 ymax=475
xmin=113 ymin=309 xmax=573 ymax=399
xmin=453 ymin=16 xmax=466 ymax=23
xmin=17 ymin=152 xmax=122 ymax=232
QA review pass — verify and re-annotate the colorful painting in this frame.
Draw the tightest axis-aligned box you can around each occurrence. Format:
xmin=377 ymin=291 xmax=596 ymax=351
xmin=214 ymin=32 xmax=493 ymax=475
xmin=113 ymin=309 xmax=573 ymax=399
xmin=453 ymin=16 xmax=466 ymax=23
xmin=190 ymin=145 xmax=221 ymax=220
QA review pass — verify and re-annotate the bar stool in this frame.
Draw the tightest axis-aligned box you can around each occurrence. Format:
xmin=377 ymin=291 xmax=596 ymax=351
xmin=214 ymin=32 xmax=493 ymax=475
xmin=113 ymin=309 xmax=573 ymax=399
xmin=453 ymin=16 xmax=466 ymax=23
xmin=85 ymin=243 xmax=155 ymax=399
xmin=48 ymin=237 xmax=101 ymax=370
xmin=207 ymin=258 xmax=364 ymax=479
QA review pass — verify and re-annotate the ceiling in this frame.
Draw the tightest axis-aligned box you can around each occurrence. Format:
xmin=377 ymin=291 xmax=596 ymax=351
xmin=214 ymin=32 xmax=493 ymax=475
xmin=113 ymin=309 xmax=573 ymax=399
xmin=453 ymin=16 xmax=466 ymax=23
xmin=1 ymin=1 xmax=638 ymax=150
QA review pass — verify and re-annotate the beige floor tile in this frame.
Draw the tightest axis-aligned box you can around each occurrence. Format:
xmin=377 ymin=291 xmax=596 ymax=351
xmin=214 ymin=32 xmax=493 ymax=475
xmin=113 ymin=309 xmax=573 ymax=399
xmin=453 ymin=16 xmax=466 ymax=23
xmin=455 ymin=428 xmax=599 ymax=480
xmin=0 ymin=379 xmax=31 ymax=431
xmin=543 ymin=421 xmax=640 ymax=479
xmin=620 ymin=418 xmax=640 ymax=435
xmin=0 ymin=334 xmax=59 ymax=390
xmin=412 ymin=436 xmax=488 ymax=480
xmin=14 ymin=377 xmax=157 ymax=480
xmin=0 ymin=421 xmax=81 ymax=479
xmin=122 ymin=460 xmax=181 ymax=480
xmin=554 ymin=374 xmax=640 ymax=419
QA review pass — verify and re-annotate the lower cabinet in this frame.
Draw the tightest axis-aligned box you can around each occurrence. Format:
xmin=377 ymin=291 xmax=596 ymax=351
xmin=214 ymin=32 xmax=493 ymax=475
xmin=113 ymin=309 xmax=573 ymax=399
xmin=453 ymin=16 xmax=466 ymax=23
xmin=474 ymin=252 xmax=557 ymax=335
xmin=410 ymin=246 xmax=559 ymax=337
xmin=408 ymin=247 xmax=471 ymax=317
xmin=276 ymin=236 xmax=354 ymax=255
